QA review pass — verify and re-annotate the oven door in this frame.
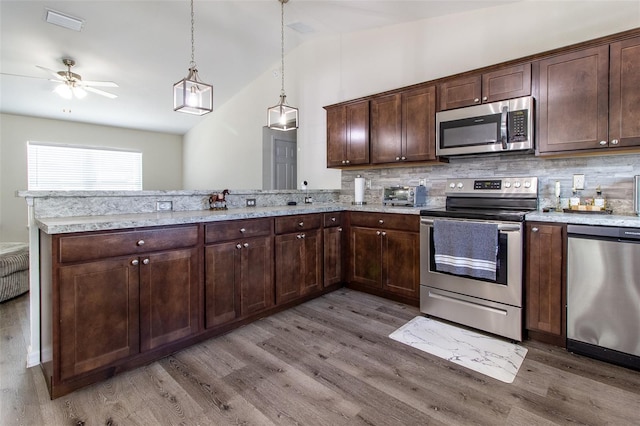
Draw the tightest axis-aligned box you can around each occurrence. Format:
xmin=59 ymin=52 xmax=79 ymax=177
xmin=420 ymin=217 xmax=523 ymax=308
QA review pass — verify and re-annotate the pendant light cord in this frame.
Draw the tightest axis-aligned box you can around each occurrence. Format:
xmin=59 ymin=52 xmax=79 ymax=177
xmin=280 ymin=0 xmax=285 ymax=97
xmin=190 ymin=0 xmax=196 ymax=69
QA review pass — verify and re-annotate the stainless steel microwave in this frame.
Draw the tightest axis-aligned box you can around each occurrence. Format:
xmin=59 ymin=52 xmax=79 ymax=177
xmin=436 ymin=96 xmax=534 ymax=157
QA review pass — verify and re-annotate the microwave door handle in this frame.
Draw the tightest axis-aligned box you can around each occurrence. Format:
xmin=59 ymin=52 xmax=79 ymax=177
xmin=500 ymin=106 xmax=508 ymax=149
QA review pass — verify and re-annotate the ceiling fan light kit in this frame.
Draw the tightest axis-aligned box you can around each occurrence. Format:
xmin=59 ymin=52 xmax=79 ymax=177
xmin=267 ymin=0 xmax=298 ymax=131
xmin=173 ymin=0 xmax=213 ymax=116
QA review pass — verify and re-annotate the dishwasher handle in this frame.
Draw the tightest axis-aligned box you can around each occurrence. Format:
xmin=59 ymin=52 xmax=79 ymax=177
xmin=568 ymin=224 xmax=640 ymax=241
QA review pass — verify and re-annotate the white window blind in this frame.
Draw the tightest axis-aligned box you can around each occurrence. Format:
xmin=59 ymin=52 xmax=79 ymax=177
xmin=27 ymin=142 xmax=142 ymax=190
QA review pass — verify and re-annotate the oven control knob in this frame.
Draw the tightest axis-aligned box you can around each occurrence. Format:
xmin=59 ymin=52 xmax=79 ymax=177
xmin=514 ymin=181 xmax=522 ymax=188
xmin=504 ymin=182 xmax=512 ymax=188
xmin=449 ymin=182 xmax=456 ymax=189
xmin=524 ymin=181 xmax=531 ymax=188
xmin=457 ymin=182 xmax=464 ymax=189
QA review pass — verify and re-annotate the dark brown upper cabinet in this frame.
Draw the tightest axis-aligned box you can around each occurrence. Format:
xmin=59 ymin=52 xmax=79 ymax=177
xmin=438 ymin=63 xmax=531 ymax=111
xmin=371 ymin=85 xmax=437 ymax=164
xmin=325 ymin=100 xmax=370 ymax=168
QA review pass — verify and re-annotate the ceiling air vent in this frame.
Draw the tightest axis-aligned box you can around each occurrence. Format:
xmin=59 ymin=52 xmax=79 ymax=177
xmin=44 ymin=8 xmax=84 ymax=32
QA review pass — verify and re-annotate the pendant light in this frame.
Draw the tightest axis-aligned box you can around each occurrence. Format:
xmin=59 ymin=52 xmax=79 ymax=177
xmin=267 ymin=0 xmax=298 ymax=131
xmin=173 ymin=0 xmax=212 ymax=115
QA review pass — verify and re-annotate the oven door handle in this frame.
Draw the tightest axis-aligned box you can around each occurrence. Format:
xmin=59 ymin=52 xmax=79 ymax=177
xmin=421 ymin=218 xmax=520 ymax=232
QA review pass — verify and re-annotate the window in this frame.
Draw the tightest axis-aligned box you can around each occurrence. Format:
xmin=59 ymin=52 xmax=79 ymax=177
xmin=27 ymin=142 xmax=142 ymax=190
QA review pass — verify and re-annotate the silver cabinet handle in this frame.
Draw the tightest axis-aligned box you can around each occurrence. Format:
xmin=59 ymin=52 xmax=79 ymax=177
xmin=376 ymin=231 xmax=381 ymax=236
xmin=474 ymin=98 xmax=480 ymax=103
xmin=482 ymin=96 xmax=488 ymax=101
xmin=342 ymin=160 xmax=347 ymax=164
xmin=532 ymin=227 xmax=539 ymax=233
xmin=131 ymin=259 xmax=139 ymax=266
xmin=338 ymin=227 xmax=343 ymax=232
xmin=331 ymin=217 xmax=336 ymax=222
xmin=240 ymin=228 xmax=246 ymax=233
xmin=378 ymin=219 xmax=384 ymax=224
xmin=301 ymin=233 xmax=305 ymax=239
xmin=243 ymin=243 xmax=249 ymax=248
xmin=346 ymin=160 xmax=350 ymax=164
xmin=297 ymin=234 xmax=302 ymax=239
xmin=381 ymin=231 xmax=386 ymax=236
xmin=137 ymin=240 xmax=145 ymax=246
xmin=599 ymin=140 xmax=607 ymax=146
xmin=236 ymin=243 xmax=242 ymax=249
xmin=142 ymin=258 xmax=150 ymax=265
xmin=611 ymin=139 xmax=619 ymax=145
xmin=395 ymin=156 xmax=400 ymax=160
xmin=298 ymin=222 xmax=304 ymax=227
xmin=401 ymin=156 xmax=406 ymax=160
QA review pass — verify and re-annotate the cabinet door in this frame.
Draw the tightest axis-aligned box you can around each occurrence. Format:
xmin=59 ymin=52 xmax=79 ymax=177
xmin=300 ymin=229 xmax=322 ymax=296
xmin=349 ymin=227 xmax=382 ymax=288
xmin=275 ymin=233 xmax=303 ymax=304
xmin=438 ymin=75 xmax=482 ymax=110
xmin=382 ymin=230 xmax=420 ymax=299
xmin=481 ymin=63 xmax=531 ymax=103
xmin=323 ymin=226 xmax=344 ymax=287
xmin=205 ymin=242 xmax=239 ymax=328
xmin=526 ymin=223 xmax=564 ymax=337
xmin=403 ymin=85 xmax=437 ymax=162
xmin=139 ymin=248 xmax=200 ymax=351
xmin=326 ymin=105 xmax=347 ymax=167
xmin=239 ymin=236 xmax=274 ymax=316
xmin=371 ymin=93 xmax=402 ymax=164
xmin=609 ymin=36 xmax=640 ymax=149
xmin=58 ymin=258 xmax=140 ymax=381
xmin=345 ymin=100 xmax=370 ymax=166
xmin=537 ymin=45 xmax=609 ymax=153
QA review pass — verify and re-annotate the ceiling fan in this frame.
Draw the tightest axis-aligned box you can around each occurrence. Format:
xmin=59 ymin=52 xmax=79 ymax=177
xmin=35 ymin=58 xmax=118 ymax=99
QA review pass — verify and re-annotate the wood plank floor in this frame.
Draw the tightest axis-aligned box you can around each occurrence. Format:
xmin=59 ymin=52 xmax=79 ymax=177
xmin=2 ymin=289 xmax=639 ymax=425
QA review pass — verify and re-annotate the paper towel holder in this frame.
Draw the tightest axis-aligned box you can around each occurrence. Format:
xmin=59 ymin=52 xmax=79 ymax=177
xmin=352 ymin=174 xmax=367 ymax=205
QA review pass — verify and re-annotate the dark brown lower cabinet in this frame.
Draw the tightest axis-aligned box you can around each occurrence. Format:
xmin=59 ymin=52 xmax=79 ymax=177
xmin=348 ymin=212 xmax=420 ymax=304
xmin=525 ymin=222 xmax=566 ymax=346
xmin=274 ymin=214 xmax=323 ymax=304
xmin=205 ymin=235 xmax=274 ymax=328
xmin=323 ymin=213 xmax=344 ymax=287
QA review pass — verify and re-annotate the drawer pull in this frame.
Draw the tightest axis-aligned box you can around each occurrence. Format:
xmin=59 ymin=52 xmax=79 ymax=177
xmin=331 ymin=217 xmax=336 ymax=222
xmin=381 ymin=231 xmax=386 ymax=236
xmin=376 ymin=231 xmax=381 ymax=236
xmin=137 ymin=240 xmax=145 ymax=246
xmin=236 ymin=243 xmax=242 ymax=249
xmin=142 ymin=258 xmax=150 ymax=265
xmin=338 ymin=227 xmax=343 ymax=232
xmin=378 ymin=219 xmax=384 ymax=224
xmin=298 ymin=222 xmax=304 ymax=227
xmin=240 ymin=228 xmax=246 ymax=233
xmin=131 ymin=259 xmax=139 ymax=266
xmin=243 ymin=243 xmax=249 ymax=248
xmin=532 ymin=227 xmax=539 ymax=233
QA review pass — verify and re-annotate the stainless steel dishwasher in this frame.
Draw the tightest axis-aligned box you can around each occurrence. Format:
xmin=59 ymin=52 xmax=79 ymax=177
xmin=567 ymin=225 xmax=640 ymax=370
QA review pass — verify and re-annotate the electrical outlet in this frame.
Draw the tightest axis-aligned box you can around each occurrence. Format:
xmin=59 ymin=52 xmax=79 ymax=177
xmin=246 ymin=198 xmax=256 ymax=207
xmin=156 ymin=201 xmax=173 ymax=211
xmin=573 ymin=174 xmax=585 ymax=190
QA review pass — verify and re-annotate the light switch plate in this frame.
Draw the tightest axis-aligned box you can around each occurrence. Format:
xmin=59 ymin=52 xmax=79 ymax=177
xmin=156 ymin=201 xmax=173 ymax=211
xmin=573 ymin=174 xmax=585 ymax=190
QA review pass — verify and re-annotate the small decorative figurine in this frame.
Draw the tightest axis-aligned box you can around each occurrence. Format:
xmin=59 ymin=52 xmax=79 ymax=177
xmin=209 ymin=189 xmax=229 ymax=210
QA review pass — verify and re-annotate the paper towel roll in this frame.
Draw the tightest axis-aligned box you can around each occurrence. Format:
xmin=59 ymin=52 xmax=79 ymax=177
xmin=354 ymin=177 xmax=365 ymax=204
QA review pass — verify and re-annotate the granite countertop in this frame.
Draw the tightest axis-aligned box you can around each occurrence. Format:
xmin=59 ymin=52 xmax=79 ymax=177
xmin=35 ymin=203 xmax=424 ymax=234
xmin=526 ymin=210 xmax=640 ymax=228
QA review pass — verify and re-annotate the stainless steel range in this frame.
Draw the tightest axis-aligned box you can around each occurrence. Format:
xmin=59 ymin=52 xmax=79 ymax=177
xmin=419 ymin=177 xmax=538 ymax=341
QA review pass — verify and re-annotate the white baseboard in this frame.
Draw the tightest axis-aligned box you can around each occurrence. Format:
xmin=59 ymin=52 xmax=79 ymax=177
xmin=26 ymin=347 xmax=40 ymax=368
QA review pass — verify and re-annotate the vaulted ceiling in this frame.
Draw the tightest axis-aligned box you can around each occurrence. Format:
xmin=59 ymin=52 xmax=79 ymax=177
xmin=0 ymin=1 xmax=518 ymax=134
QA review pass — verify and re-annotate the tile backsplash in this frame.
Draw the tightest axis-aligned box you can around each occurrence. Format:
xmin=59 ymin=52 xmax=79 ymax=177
xmin=341 ymin=152 xmax=640 ymax=215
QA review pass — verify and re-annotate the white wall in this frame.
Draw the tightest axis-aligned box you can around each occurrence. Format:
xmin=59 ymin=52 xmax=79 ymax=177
xmin=0 ymin=113 xmax=183 ymax=242
xmin=183 ymin=0 xmax=640 ymax=190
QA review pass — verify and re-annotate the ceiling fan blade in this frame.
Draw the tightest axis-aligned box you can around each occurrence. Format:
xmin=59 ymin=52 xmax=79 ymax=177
xmin=0 ymin=72 xmax=49 ymax=80
xmin=85 ymin=86 xmax=117 ymax=99
xmin=78 ymin=80 xmax=119 ymax=88
xmin=36 ymin=65 xmax=64 ymax=80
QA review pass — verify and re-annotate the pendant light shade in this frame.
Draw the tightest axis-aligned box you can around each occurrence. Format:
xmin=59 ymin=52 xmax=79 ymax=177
xmin=267 ymin=0 xmax=298 ymax=131
xmin=173 ymin=0 xmax=212 ymax=115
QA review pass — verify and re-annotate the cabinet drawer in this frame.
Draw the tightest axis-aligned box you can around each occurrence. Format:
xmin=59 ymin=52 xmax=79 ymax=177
xmin=323 ymin=212 xmax=343 ymax=227
xmin=275 ymin=214 xmax=322 ymax=234
xmin=58 ymin=225 xmax=199 ymax=263
xmin=349 ymin=212 xmax=419 ymax=232
xmin=205 ymin=218 xmax=273 ymax=243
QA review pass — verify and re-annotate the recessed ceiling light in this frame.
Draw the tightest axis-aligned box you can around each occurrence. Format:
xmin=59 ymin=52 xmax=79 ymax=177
xmin=44 ymin=8 xmax=84 ymax=32
xmin=287 ymin=21 xmax=314 ymax=34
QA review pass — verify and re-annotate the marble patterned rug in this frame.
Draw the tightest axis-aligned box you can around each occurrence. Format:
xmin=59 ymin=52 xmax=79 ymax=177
xmin=389 ymin=316 xmax=528 ymax=383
